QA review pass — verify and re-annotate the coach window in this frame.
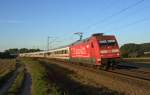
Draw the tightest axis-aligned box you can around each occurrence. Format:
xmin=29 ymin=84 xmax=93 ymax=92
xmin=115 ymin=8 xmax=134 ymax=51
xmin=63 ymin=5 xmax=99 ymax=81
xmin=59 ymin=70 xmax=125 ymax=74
xmin=47 ymin=52 xmax=51 ymax=55
xmin=62 ymin=50 xmax=64 ymax=54
xmin=58 ymin=51 xmax=60 ymax=54
xmin=64 ymin=50 xmax=66 ymax=54
xmin=66 ymin=50 xmax=68 ymax=54
xmin=55 ymin=51 xmax=57 ymax=54
xmin=63 ymin=50 xmax=65 ymax=54
xmin=63 ymin=50 xmax=66 ymax=54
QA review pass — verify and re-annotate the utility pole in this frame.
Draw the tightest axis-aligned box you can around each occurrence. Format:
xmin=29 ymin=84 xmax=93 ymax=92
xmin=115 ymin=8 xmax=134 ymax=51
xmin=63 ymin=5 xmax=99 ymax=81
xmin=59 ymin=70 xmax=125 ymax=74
xmin=47 ymin=36 xmax=62 ymax=50
xmin=47 ymin=36 xmax=50 ymax=51
xmin=74 ymin=32 xmax=83 ymax=41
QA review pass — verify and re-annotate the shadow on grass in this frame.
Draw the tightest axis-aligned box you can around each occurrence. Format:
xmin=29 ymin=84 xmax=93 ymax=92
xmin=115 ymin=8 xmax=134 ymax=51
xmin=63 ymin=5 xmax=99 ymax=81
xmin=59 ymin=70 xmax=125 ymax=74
xmin=39 ymin=60 xmax=125 ymax=95
xmin=117 ymin=64 xmax=138 ymax=70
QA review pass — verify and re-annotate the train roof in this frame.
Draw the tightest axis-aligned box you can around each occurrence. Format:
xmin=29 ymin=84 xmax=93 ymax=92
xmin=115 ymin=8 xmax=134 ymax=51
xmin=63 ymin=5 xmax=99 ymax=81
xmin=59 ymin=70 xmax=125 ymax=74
xmin=20 ymin=33 xmax=116 ymax=55
xmin=50 ymin=45 xmax=69 ymax=50
xmin=47 ymin=46 xmax=69 ymax=53
xmin=70 ymin=33 xmax=104 ymax=46
xmin=70 ymin=33 xmax=116 ymax=46
xmin=20 ymin=51 xmax=46 ymax=55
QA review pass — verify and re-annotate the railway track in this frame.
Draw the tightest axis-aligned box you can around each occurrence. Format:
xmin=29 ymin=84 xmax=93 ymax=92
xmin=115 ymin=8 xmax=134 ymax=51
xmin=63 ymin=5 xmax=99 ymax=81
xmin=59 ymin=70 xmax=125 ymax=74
xmin=108 ymin=69 xmax=150 ymax=81
xmin=38 ymin=58 xmax=150 ymax=95
xmin=43 ymin=59 xmax=150 ymax=82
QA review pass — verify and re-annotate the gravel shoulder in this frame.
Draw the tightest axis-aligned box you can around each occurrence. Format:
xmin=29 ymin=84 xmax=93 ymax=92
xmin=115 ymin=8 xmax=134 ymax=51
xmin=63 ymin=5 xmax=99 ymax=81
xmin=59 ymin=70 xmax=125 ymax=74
xmin=41 ymin=59 xmax=150 ymax=95
xmin=40 ymin=60 xmax=123 ymax=95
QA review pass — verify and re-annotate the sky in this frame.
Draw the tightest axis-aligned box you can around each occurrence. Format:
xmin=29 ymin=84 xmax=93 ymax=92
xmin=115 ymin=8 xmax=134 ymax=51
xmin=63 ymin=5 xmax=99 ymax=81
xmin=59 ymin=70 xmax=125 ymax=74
xmin=0 ymin=0 xmax=150 ymax=51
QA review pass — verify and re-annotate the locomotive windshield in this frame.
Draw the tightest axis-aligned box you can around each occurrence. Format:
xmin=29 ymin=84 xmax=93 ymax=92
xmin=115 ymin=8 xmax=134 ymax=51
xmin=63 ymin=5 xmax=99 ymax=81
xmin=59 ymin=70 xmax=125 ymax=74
xmin=99 ymin=39 xmax=117 ymax=47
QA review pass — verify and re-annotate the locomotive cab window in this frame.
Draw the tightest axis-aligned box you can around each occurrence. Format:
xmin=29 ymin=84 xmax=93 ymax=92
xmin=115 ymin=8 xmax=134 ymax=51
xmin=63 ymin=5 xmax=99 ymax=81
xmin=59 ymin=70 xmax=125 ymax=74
xmin=107 ymin=40 xmax=117 ymax=46
xmin=99 ymin=40 xmax=107 ymax=47
xmin=99 ymin=39 xmax=117 ymax=47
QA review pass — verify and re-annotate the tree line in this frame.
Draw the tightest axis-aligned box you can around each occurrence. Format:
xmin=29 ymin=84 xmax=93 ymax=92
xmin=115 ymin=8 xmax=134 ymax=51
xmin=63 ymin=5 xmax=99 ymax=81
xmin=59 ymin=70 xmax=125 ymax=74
xmin=120 ymin=43 xmax=150 ymax=58
xmin=0 ymin=48 xmax=41 ymax=59
xmin=1 ymin=43 xmax=150 ymax=59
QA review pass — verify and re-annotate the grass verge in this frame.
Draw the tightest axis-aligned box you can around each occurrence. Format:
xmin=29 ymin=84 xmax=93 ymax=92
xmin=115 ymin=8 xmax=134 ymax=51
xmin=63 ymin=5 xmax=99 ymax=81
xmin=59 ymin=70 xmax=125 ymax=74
xmin=23 ymin=59 xmax=61 ymax=95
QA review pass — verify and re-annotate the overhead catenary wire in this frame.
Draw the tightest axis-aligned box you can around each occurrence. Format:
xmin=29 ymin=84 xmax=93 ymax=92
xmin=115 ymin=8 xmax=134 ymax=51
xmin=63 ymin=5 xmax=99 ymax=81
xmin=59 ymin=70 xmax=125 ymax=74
xmin=84 ymin=0 xmax=145 ymax=31
xmin=48 ymin=0 xmax=146 ymax=47
xmin=62 ymin=0 xmax=145 ymax=42
xmin=106 ymin=16 xmax=150 ymax=32
xmin=93 ymin=6 xmax=147 ymax=32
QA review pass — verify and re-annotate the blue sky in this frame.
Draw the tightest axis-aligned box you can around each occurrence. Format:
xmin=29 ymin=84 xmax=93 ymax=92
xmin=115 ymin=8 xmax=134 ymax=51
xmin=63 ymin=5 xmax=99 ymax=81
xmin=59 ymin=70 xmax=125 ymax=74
xmin=0 ymin=0 xmax=150 ymax=51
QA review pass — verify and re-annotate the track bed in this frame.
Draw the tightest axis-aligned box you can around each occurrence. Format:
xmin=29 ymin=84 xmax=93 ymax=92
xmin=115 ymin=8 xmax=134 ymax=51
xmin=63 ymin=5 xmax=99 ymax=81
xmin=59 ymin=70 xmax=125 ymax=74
xmin=39 ymin=60 xmax=122 ymax=95
xmin=39 ymin=58 xmax=150 ymax=95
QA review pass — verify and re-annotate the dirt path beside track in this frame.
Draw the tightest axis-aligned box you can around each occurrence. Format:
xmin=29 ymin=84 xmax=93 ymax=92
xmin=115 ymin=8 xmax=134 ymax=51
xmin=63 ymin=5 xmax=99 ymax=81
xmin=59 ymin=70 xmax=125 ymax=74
xmin=19 ymin=66 xmax=32 ymax=95
xmin=0 ymin=65 xmax=19 ymax=95
xmin=41 ymin=59 xmax=150 ymax=95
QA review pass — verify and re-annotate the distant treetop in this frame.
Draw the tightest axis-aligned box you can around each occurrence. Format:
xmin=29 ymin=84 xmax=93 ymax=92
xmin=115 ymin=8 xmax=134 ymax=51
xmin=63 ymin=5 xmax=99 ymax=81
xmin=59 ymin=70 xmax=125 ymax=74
xmin=120 ymin=43 xmax=150 ymax=58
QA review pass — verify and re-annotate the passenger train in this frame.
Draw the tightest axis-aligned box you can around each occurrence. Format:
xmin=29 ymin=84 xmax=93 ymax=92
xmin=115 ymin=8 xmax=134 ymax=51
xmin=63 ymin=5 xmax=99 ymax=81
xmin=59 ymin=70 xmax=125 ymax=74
xmin=20 ymin=33 xmax=121 ymax=70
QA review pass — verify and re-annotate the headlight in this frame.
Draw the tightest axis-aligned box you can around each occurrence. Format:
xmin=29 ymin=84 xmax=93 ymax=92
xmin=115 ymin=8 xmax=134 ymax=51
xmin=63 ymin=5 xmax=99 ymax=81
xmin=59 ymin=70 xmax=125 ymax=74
xmin=112 ymin=49 xmax=119 ymax=53
xmin=97 ymin=58 xmax=101 ymax=61
xmin=117 ymin=53 xmax=120 ymax=56
xmin=100 ymin=50 xmax=108 ymax=54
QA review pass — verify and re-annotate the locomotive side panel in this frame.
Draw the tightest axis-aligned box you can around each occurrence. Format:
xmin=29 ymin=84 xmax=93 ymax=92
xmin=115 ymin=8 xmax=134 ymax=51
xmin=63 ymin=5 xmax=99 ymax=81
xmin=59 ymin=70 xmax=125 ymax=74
xmin=89 ymin=37 xmax=101 ymax=65
xmin=70 ymin=37 xmax=101 ymax=65
xmin=70 ymin=44 xmax=90 ymax=58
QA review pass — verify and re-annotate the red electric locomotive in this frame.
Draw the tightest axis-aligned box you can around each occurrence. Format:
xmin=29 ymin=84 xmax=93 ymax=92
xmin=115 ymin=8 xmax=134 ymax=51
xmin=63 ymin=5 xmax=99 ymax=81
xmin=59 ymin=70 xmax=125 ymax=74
xmin=20 ymin=33 xmax=120 ymax=70
xmin=70 ymin=33 xmax=120 ymax=70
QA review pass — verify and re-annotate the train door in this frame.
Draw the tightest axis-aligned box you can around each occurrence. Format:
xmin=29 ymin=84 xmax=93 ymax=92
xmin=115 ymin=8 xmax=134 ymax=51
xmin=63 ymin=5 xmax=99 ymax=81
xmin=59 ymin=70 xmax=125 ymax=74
xmin=90 ymin=42 xmax=95 ymax=56
xmin=90 ymin=42 xmax=97 ymax=64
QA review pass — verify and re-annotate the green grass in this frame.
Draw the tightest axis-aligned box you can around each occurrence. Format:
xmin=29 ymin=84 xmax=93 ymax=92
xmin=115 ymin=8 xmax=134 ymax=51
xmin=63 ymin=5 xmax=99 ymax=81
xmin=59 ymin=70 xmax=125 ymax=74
xmin=123 ymin=58 xmax=150 ymax=63
xmin=23 ymin=59 xmax=61 ymax=95
xmin=5 ymin=64 xmax=25 ymax=95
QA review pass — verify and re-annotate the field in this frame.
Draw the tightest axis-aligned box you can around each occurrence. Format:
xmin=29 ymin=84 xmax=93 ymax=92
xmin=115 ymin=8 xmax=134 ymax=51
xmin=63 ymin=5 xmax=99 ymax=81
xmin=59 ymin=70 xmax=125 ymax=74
xmin=123 ymin=58 xmax=150 ymax=63
xmin=0 ymin=58 xmax=150 ymax=95
xmin=0 ymin=59 xmax=25 ymax=95
xmin=0 ymin=59 xmax=16 ymax=87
